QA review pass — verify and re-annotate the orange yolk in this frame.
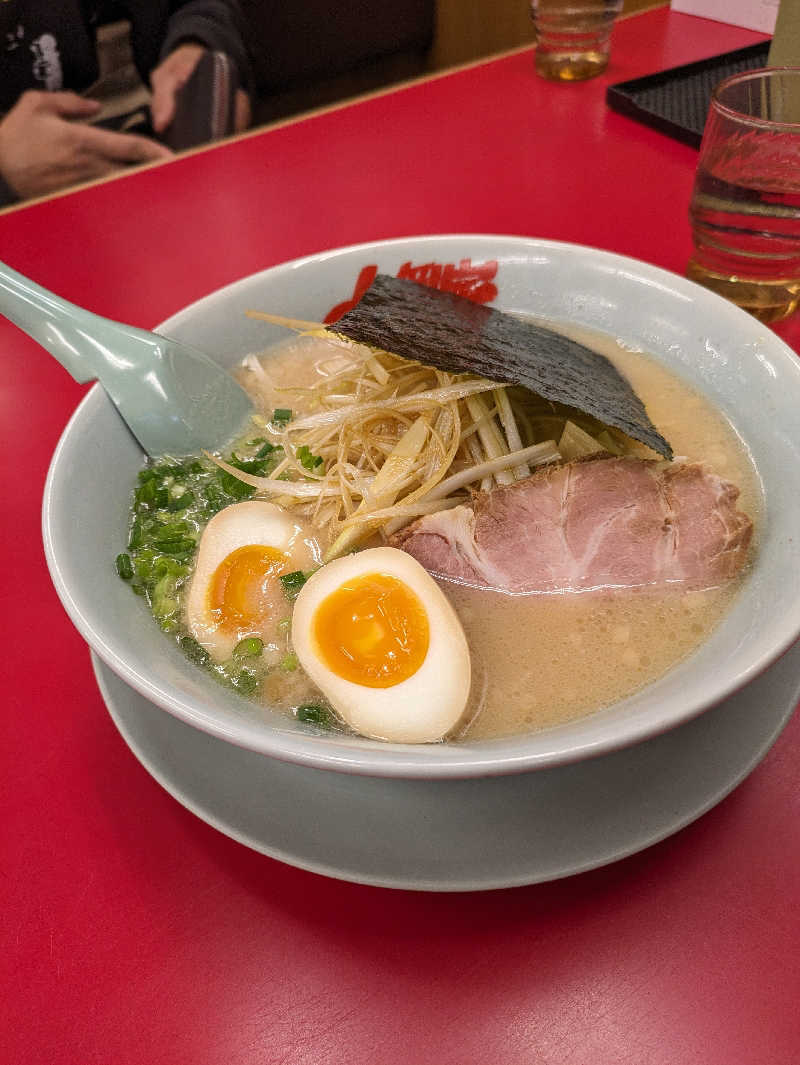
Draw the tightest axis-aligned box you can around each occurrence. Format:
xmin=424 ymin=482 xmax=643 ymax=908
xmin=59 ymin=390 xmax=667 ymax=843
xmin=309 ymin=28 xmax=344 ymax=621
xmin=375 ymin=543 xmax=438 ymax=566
xmin=208 ymin=544 xmax=288 ymax=631
xmin=311 ymin=572 xmax=430 ymax=688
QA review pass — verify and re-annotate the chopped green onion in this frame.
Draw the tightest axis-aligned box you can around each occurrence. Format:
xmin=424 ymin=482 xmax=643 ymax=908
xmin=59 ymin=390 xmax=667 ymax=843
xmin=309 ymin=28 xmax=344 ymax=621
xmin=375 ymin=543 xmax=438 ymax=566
xmin=158 ymin=537 xmax=196 ymax=557
xmin=167 ymin=488 xmax=195 ymax=512
xmin=255 ymin=441 xmax=279 ymax=459
xmin=280 ymin=653 xmax=299 ymax=672
xmin=134 ymin=556 xmax=155 ymax=579
xmin=152 ymin=556 xmax=189 ymax=579
xmin=115 ymin=553 xmax=134 ymax=580
xmin=296 ymin=444 xmax=324 ymax=472
xmin=153 ymin=520 xmax=189 ymax=540
xmin=247 ymin=437 xmax=266 ymax=447
xmin=232 ymin=668 xmax=258 ymax=695
xmin=229 ymin=454 xmax=268 ymax=476
xmin=180 ymin=636 xmax=210 ymax=667
xmin=128 ymin=518 xmax=144 ymax=550
xmin=295 ymin=703 xmax=332 ymax=727
xmin=153 ymin=598 xmax=178 ymax=623
xmin=203 ymin=483 xmax=227 ymax=511
xmin=218 ymin=469 xmax=255 ymax=501
xmin=135 ymin=479 xmax=157 ymax=505
xmin=279 ymin=570 xmax=308 ymax=600
xmin=277 ymin=618 xmax=291 ymax=633
xmin=233 ymin=637 xmax=264 ymax=659
xmin=151 ymin=573 xmax=178 ymax=613
xmin=137 ymin=478 xmax=170 ymax=508
xmin=272 ymin=408 xmax=292 ymax=425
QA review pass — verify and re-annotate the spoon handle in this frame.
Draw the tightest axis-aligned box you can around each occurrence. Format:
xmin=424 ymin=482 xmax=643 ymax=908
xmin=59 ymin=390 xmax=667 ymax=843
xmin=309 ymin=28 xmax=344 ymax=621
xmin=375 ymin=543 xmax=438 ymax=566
xmin=0 ymin=259 xmax=151 ymax=384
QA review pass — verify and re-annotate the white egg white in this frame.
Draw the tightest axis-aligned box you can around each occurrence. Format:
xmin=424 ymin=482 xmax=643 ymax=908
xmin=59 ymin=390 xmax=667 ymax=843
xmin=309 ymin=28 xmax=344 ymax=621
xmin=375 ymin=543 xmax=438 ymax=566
xmin=186 ymin=500 xmax=319 ymax=661
xmin=291 ymin=546 xmax=471 ymax=743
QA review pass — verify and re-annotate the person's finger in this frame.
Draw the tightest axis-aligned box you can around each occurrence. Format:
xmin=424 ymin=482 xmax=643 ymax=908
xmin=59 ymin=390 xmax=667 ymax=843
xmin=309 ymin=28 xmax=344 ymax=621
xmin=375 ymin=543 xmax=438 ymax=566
xmin=150 ymin=45 xmax=205 ymax=132
xmin=78 ymin=125 xmax=173 ymax=165
xmin=38 ymin=91 xmax=102 ymax=118
xmin=234 ymin=89 xmax=251 ymax=132
xmin=150 ymin=81 xmax=177 ymax=134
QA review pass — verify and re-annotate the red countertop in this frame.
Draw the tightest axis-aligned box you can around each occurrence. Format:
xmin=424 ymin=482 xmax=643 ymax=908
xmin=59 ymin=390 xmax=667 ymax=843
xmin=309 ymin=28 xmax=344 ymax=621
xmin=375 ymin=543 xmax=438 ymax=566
xmin=3 ymin=8 xmax=800 ymax=1063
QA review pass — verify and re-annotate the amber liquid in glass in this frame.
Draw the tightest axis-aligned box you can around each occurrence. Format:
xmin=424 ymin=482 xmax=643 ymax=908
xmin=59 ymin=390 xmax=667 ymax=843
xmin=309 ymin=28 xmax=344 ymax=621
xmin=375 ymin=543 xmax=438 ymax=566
xmin=688 ymin=164 xmax=800 ymax=323
xmin=531 ymin=0 xmax=623 ymax=82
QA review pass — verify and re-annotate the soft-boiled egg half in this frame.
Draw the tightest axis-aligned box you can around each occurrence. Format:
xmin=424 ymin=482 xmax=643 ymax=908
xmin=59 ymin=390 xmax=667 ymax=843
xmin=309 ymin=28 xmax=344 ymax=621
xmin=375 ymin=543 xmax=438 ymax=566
xmin=186 ymin=501 xmax=319 ymax=661
xmin=292 ymin=547 xmax=471 ymax=743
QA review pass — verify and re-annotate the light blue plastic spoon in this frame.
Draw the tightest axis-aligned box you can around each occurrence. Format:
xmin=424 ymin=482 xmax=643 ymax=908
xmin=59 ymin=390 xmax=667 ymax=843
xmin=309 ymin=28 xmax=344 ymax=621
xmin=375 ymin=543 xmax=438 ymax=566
xmin=0 ymin=260 xmax=252 ymax=456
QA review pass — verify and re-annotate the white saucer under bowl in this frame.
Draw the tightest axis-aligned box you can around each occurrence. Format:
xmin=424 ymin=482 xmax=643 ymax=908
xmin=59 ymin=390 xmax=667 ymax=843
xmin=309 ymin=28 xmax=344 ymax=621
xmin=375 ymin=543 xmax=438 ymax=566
xmin=93 ymin=640 xmax=800 ymax=892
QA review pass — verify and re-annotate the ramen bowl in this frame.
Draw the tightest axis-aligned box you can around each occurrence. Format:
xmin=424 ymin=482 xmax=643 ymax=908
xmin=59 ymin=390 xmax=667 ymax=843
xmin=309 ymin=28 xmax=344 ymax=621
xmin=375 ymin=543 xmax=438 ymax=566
xmin=43 ymin=236 xmax=800 ymax=781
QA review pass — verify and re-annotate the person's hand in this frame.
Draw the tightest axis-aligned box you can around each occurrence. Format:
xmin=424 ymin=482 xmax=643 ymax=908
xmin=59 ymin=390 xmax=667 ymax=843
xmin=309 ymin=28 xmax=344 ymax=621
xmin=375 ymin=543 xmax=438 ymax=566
xmin=150 ymin=43 xmax=251 ymax=135
xmin=0 ymin=91 xmax=172 ymax=200
xmin=150 ymin=43 xmax=206 ymax=134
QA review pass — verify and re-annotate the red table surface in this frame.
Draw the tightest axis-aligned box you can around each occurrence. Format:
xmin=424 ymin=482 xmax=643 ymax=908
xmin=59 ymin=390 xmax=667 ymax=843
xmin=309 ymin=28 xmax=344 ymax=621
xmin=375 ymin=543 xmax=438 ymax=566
xmin=3 ymin=8 xmax=800 ymax=1063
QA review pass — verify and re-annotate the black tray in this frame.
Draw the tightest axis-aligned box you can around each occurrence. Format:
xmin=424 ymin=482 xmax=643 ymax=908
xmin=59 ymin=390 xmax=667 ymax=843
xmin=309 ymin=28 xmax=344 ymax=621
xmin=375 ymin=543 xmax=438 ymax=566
xmin=606 ymin=41 xmax=770 ymax=148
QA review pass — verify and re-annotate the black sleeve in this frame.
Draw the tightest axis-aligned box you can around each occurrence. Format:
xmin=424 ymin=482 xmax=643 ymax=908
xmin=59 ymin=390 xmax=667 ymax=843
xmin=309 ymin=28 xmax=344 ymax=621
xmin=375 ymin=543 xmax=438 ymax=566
xmin=160 ymin=1 xmax=253 ymax=95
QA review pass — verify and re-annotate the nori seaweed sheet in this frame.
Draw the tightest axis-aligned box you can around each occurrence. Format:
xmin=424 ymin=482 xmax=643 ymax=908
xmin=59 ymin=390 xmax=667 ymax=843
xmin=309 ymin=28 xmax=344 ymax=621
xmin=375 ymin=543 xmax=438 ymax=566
xmin=330 ymin=275 xmax=672 ymax=459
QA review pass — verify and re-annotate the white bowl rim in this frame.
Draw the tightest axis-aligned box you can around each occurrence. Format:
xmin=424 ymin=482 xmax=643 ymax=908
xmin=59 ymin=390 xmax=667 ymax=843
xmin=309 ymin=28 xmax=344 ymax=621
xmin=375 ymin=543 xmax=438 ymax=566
xmin=42 ymin=233 xmax=800 ymax=779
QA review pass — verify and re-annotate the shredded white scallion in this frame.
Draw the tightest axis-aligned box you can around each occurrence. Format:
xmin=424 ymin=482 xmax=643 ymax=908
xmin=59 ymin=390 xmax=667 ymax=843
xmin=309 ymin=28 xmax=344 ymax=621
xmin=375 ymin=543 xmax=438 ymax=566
xmin=223 ymin=326 xmax=636 ymax=556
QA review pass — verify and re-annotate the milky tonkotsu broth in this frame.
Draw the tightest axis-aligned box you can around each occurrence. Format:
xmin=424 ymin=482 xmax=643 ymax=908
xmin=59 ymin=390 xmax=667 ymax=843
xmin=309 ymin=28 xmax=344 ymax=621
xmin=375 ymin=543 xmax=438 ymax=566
xmin=234 ymin=327 xmax=758 ymax=741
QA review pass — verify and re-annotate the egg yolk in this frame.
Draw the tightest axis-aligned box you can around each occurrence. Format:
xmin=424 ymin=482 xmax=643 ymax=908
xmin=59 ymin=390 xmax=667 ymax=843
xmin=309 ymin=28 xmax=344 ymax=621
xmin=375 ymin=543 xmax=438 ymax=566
xmin=311 ymin=572 xmax=430 ymax=688
xmin=208 ymin=545 xmax=288 ymax=631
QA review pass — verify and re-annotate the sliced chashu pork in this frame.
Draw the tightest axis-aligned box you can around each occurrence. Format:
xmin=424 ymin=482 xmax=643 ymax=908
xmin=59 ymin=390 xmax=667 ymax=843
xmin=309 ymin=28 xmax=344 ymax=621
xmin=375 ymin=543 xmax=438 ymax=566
xmin=390 ymin=457 xmax=753 ymax=593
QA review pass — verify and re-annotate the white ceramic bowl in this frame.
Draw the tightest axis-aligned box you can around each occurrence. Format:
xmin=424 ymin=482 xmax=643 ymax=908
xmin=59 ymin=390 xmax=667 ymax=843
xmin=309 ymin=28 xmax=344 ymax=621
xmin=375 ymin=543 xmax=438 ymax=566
xmin=43 ymin=235 xmax=800 ymax=779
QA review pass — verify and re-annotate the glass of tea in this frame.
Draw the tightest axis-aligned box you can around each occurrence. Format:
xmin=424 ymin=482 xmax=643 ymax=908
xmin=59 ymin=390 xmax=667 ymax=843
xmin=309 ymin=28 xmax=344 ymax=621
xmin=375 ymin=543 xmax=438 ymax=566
xmin=529 ymin=0 xmax=623 ymax=82
xmin=687 ymin=67 xmax=800 ymax=323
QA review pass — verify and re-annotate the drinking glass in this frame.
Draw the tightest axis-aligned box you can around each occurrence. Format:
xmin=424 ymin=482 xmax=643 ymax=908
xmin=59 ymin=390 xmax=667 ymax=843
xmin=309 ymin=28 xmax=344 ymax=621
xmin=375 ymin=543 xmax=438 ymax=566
xmin=529 ymin=0 xmax=624 ymax=82
xmin=687 ymin=67 xmax=800 ymax=323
